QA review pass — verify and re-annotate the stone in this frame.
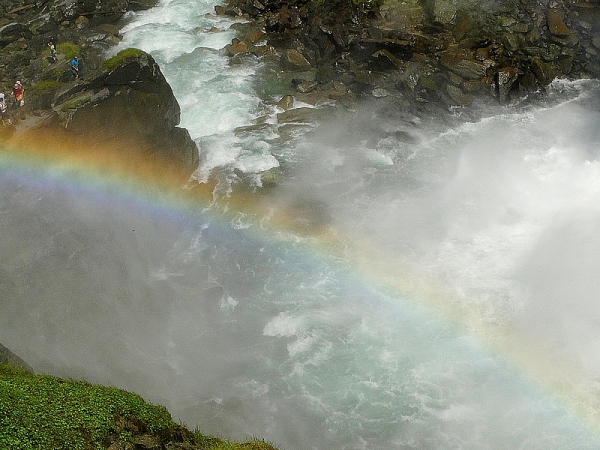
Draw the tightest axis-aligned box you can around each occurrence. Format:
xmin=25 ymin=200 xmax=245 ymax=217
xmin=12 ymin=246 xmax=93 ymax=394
xmin=295 ymin=81 xmax=318 ymax=93
xmin=260 ymin=168 xmax=279 ymax=187
xmin=495 ymin=66 xmax=518 ymax=104
xmin=547 ymin=9 xmax=570 ymax=37
xmin=107 ymin=442 xmax=134 ymax=450
xmin=0 ymin=22 xmax=29 ymax=45
xmin=372 ymin=87 xmax=389 ymax=98
xmin=531 ymin=57 xmax=559 ymax=84
xmin=452 ymin=11 xmax=471 ymax=41
xmin=277 ymin=106 xmax=318 ymax=123
xmin=371 ymin=49 xmax=403 ymax=70
xmin=440 ymin=52 xmax=487 ymax=80
xmin=285 ymin=49 xmax=311 ymax=69
xmin=137 ymin=434 xmax=161 ymax=449
xmin=75 ymin=15 xmax=89 ymax=29
xmin=277 ymin=94 xmax=294 ymax=110
xmin=432 ymin=0 xmax=458 ymax=26
xmin=246 ymin=28 xmax=266 ymax=43
xmin=446 ymin=84 xmax=471 ymax=106
xmin=226 ymin=40 xmax=249 ymax=56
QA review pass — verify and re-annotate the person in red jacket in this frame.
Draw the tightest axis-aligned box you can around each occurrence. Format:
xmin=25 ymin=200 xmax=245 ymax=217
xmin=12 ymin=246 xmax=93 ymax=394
xmin=12 ymin=80 xmax=24 ymax=107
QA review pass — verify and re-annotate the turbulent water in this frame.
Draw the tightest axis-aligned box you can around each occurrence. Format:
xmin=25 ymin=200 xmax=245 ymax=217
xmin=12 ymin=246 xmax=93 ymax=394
xmin=2 ymin=0 xmax=600 ymax=448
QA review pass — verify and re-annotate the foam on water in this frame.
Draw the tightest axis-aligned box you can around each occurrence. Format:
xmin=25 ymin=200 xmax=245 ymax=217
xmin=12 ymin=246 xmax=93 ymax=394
xmin=112 ymin=0 xmax=276 ymax=177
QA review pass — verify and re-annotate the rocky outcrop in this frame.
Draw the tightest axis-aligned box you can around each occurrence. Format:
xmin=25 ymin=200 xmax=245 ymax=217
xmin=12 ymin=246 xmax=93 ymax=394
xmin=37 ymin=50 xmax=199 ymax=182
xmin=0 ymin=0 xmax=198 ymax=185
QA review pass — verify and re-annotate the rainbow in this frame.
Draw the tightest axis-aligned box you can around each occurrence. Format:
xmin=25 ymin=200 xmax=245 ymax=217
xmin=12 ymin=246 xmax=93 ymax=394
xmin=2 ymin=132 xmax=600 ymax=442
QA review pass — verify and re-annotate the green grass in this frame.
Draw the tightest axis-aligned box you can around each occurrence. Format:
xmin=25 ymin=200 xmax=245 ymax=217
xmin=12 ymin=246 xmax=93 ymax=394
xmin=56 ymin=42 xmax=80 ymax=60
xmin=59 ymin=92 xmax=94 ymax=110
xmin=0 ymin=363 xmax=279 ymax=450
xmin=31 ymin=80 xmax=66 ymax=92
xmin=103 ymin=48 xmax=146 ymax=71
xmin=0 ymin=364 xmax=174 ymax=449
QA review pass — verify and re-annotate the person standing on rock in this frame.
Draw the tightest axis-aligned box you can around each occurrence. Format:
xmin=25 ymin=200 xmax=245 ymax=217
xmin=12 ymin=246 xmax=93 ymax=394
xmin=0 ymin=93 xmax=7 ymax=121
xmin=12 ymin=81 xmax=24 ymax=108
xmin=48 ymin=40 xmax=58 ymax=63
xmin=71 ymin=56 xmax=79 ymax=80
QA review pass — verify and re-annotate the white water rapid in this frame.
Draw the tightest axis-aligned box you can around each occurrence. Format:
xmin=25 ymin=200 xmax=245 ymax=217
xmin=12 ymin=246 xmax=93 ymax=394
xmin=2 ymin=0 xmax=600 ymax=448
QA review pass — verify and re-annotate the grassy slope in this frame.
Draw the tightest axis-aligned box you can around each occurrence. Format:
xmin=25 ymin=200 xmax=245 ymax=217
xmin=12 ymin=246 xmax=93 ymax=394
xmin=0 ymin=363 xmax=279 ymax=450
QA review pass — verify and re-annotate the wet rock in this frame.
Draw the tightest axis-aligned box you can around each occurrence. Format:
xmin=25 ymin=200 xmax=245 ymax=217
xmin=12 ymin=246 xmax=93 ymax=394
xmin=452 ymin=11 xmax=472 ymax=41
xmin=27 ymin=50 xmax=198 ymax=184
xmin=277 ymin=106 xmax=317 ymax=123
xmin=277 ymin=94 xmax=294 ymax=110
xmin=440 ymin=51 xmax=487 ymax=80
xmin=295 ymin=80 xmax=318 ymax=93
xmin=431 ymin=0 xmax=458 ymax=27
xmin=372 ymin=87 xmax=389 ymax=98
xmin=234 ymin=122 xmax=275 ymax=135
xmin=245 ymin=27 xmax=266 ymax=44
xmin=260 ymin=168 xmax=279 ymax=187
xmin=547 ymin=8 xmax=570 ymax=37
xmin=74 ymin=15 xmax=89 ymax=29
xmin=0 ymin=22 xmax=30 ymax=45
xmin=285 ymin=48 xmax=311 ymax=69
xmin=531 ymin=57 xmax=559 ymax=84
xmin=495 ymin=66 xmax=518 ymax=104
xmin=226 ymin=39 xmax=249 ymax=56
xmin=446 ymin=84 xmax=471 ymax=106
xmin=371 ymin=49 xmax=403 ymax=70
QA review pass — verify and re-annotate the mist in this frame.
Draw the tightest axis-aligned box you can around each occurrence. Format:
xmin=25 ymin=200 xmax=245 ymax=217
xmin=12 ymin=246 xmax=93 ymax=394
xmin=2 ymin=80 xmax=600 ymax=449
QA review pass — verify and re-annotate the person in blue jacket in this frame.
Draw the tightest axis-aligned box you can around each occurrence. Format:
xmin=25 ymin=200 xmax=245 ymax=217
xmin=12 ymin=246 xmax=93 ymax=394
xmin=71 ymin=56 xmax=79 ymax=80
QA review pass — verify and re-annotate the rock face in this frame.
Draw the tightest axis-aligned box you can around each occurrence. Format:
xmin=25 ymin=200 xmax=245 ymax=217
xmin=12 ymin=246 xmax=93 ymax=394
xmin=43 ymin=50 xmax=199 ymax=182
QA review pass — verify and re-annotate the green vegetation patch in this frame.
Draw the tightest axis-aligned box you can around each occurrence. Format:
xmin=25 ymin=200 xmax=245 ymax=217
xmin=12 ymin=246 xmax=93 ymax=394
xmin=0 ymin=363 xmax=280 ymax=450
xmin=103 ymin=48 xmax=146 ymax=71
xmin=59 ymin=92 xmax=95 ymax=110
xmin=56 ymin=42 xmax=80 ymax=60
xmin=30 ymin=80 xmax=66 ymax=92
xmin=0 ymin=363 xmax=174 ymax=449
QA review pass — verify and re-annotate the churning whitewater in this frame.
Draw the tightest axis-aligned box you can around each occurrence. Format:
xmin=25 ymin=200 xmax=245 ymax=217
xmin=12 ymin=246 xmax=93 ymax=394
xmin=2 ymin=0 xmax=600 ymax=449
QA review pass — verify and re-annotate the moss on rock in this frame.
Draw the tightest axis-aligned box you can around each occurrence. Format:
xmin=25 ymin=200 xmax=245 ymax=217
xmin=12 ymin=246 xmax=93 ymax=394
xmin=102 ymin=48 xmax=146 ymax=71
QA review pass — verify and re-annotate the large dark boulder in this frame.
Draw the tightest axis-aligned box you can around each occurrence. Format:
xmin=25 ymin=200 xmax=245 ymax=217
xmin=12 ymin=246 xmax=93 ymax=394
xmin=12 ymin=49 xmax=198 ymax=185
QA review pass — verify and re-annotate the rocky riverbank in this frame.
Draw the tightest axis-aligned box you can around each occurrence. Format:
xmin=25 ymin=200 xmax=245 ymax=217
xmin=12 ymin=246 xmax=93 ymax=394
xmin=0 ymin=0 xmax=198 ymax=185
xmin=218 ymin=0 xmax=600 ymax=113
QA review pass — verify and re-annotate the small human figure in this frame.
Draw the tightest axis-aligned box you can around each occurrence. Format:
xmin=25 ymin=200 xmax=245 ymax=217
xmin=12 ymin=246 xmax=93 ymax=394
xmin=70 ymin=56 xmax=79 ymax=79
xmin=48 ymin=40 xmax=57 ymax=63
xmin=0 ymin=93 xmax=7 ymax=121
xmin=12 ymin=81 xmax=24 ymax=107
